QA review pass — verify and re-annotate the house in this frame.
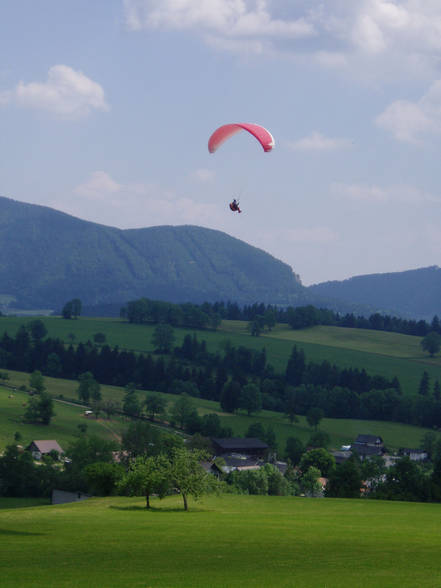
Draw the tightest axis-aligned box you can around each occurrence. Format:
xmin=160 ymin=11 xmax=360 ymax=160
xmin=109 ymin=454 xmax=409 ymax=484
xmin=354 ymin=434 xmax=384 ymax=446
xmin=212 ymin=453 xmax=264 ymax=475
xmin=211 ymin=437 xmax=269 ymax=457
xmin=331 ymin=450 xmax=353 ymax=465
xmin=350 ymin=434 xmax=385 ymax=461
xmin=351 ymin=443 xmax=384 ymax=460
xmin=399 ymin=448 xmax=428 ymax=462
xmin=28 ymin=440 xmax=63 ymax=460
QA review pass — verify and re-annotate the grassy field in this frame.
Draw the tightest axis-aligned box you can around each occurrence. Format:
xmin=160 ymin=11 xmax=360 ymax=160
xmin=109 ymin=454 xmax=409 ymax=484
xmin=1 ymin=494 xmax=441 ymax=587
xmin=0 ymin=384 xmax=125 ymax=451
xmin=0 ymin=371 xmax=432 ymax=454
xmin=1 ymin=316 xmax=440 ymax=397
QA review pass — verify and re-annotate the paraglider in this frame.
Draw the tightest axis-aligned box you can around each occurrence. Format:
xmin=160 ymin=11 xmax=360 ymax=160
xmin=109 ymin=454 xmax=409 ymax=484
xmin=208 ymin=123 xmax=275 ymax=214
xmin=229 ymin=198 xmax=241 ymax=213
xmin=208 ymin=123 xmax=275 ymax=154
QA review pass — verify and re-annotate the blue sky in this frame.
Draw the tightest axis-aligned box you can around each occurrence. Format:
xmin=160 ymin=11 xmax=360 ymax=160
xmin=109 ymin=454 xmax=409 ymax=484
xmin=2 ymin=0 xmax=441 ymax=285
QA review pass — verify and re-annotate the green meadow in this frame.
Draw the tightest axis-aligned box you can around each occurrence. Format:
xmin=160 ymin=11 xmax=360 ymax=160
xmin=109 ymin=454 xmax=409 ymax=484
xmin=1 ymin=316 xmax=441 ymax=396
xmin=0 ymin=371 xmax=432 ymax=454
xmin=1 ymin=494 xmax=441 ymax=587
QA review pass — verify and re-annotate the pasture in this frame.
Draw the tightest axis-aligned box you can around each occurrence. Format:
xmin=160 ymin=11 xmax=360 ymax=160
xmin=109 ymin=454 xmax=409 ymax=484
xmin=1 ymin=494 xmax=441 ymax=587
xmin=0 ymin=372 xmax=432 ymax=453
xmin=1 ymin=316 xmax=440 ymax=396
xmin=0 ymin=384 xmax=124 ymax=450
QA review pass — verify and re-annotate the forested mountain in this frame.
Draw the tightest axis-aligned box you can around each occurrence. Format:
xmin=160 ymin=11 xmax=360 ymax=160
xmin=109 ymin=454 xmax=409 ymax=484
xmin=0 ymin=196 xmax=303 ymax=311
xmin=308 ymin=266 xmax=441 ymax=319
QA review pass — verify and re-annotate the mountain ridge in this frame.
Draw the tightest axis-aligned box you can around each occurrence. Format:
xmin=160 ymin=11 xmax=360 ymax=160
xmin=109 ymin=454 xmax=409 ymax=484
xmin=0 ymin=195 xmax=303 ymax=311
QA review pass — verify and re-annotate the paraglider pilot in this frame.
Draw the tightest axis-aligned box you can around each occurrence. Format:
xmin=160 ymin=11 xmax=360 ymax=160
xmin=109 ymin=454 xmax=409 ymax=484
xmin=229 ymin=198 xmax=242 ymax=213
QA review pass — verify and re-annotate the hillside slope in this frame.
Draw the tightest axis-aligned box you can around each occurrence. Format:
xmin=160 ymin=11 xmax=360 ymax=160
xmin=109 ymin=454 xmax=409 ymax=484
xmin=307 ymin=266 xmax=441 ymax=319
xmin=0 ymin=196 xmax=303 ymax=310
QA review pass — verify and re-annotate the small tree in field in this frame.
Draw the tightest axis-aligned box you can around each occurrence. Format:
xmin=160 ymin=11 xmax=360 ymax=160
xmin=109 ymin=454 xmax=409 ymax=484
xmin=169 ymin=448 xmax=213 ymax=511
xmin=152 ymin=324 xmax=175 ymax=354
xmin=421 ymin=332 xmax=441 ymax=357
xmin=306 ymin=407 xmax=324 ymax=431
xmin=118 ymin=455 xmax=170 ymax=508
xmin=29 ymin=370 xmax=45 ymax=394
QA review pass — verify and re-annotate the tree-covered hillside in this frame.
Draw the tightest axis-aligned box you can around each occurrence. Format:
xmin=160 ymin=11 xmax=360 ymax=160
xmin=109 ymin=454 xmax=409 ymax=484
xmin=0 ymin=196 xmax=303 ymax=310
xmin=307 ymin=266 xmax=441 ymax=319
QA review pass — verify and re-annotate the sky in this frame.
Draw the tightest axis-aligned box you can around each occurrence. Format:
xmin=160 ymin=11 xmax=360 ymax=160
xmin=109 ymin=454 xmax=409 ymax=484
xmin=1 ymin=1 xmax=441 ymax=286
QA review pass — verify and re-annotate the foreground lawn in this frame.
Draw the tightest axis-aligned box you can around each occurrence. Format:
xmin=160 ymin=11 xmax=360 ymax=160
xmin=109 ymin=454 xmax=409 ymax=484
xmin=1 ymin=494 xmax=441 ymax=587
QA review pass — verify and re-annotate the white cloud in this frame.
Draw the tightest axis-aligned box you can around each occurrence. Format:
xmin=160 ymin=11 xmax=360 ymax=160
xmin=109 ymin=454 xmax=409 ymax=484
xmin=375 ymin=80 xmax=441 ymax=142
xmin=123 ymin=1 xmax=441 ymax=79
xmin=71 ymin=171 xmax=219 ymax=228
xmin=0 ymin=65 xmax=109 ymax=117
xmin=287 ymin=131 xmax=352 ymax=152
xmin=332 ymin=182 xmax=441 ymax=204
xmin=74 ymin=171 xmax=121 ymax=198
xmin=124 ymin=0 xmax=314 ymax=37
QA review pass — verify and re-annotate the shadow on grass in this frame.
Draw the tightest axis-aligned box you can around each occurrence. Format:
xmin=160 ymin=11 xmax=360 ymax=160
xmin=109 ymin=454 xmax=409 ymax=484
xmin=109 ymin=505 xmax=206 ymax=513
xmin=0 ymin=528 xmax=45 ymax=536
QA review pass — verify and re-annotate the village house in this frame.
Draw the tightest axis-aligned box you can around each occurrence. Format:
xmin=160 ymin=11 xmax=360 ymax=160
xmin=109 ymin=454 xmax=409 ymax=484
xmin=211 ymin=437 xmax=269 ymax=458
xmin=28 ymin=440 xmax=63 ymax=460
xmin=399 ymin=448 xmax=428 ymax=461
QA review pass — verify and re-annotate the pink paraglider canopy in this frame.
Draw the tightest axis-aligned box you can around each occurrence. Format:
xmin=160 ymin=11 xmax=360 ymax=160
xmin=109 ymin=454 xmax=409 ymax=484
xmin=208 ymin=123 xmax=275 ymax=153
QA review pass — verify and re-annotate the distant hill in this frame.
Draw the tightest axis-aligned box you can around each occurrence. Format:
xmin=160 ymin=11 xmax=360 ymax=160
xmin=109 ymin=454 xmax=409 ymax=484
xmin=307 ymin=266 xmax=441 ymax=319
xmin=0 ymin=196 xmax=303 ymax=311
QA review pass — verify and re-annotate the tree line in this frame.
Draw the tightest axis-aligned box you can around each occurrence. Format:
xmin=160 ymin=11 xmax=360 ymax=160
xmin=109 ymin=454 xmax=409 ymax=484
xmin=4 ymin=323 xmax=440 ymax=428
xmin=119 ymin=298 xmax=441 ymax=339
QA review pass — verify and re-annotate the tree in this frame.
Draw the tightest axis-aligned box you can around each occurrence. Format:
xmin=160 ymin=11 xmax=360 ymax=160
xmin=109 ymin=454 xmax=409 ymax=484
xmin=84 ymin=462 xmax=123 ymax=496
xmin=62 ymin=301 xmax=73 ymax=319
xmin=29 ymin=370 xmax=45 ymax=394
xmin=285 ymin=437 xmax=304 ymax=466
xmin=71 ymin=298 xmax=82 ymax=319
xmin=247 ymin=315 xmax=265 ymax=337
xmin=152 ymin=324 xmax=175 ymax=354
xmin=28 ymin=319 xmax=47 ymax=341
xmin=220 ymin=380 xmax=241 ymax=413
xmin=284 ymin=387 xmax=298 ymax=424
xmin=122 ymin=421 xmax=162 ymax=458
xmin=418 ymin=371 xmax=430 ymax=396
xmin=299 ymin=448 xmax=335 ymax=478
xmin=308 ymin=431 xmax=330 ymax=449
xmin=24 ymin=392 xmax=55 ymax=425
xmin=306 ymin=407 xmax=324 ymax=430
xmin=421 ymin=331 xmax=441 ymax=357
xmin=326 ymin=456 xmax=362 ymax=498
xmin=285 ymin=346 xmax=305 ymax=387
xmin=45 ymin=352 xmax=62 ymax=377
xmin=170 ymin=394 xmax=196 ymax=430
xmin=62 ymin=298 xmax=82 ymax=319
xmin=123 ymin=385 xmax=141 ymax=418
xmin=144 ymin=393 xmax=167 ymax=421
xmin=77 ymin=372 xmax=101 ymax=404
xmin=238 ymin=382 xmax=262 ymax=416
xmin=300 ymin=466 xmax=322 ymax=497
xmin=169 ymin=448 xmax=213 ymax=511
xmin=118 ymin=455 xmax=170 ymax=508
xmin=93 ymin=332 xmax=107 ymax=345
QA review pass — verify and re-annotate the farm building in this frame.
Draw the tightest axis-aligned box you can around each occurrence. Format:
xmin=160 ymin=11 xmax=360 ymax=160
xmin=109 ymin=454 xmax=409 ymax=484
xmin=28 ymin=440 xmax=63 ymax=460
xmin=399 ymin=448 xmax=428 ymax=461
xmin=211 ymin=437 xmax=268 ymax=457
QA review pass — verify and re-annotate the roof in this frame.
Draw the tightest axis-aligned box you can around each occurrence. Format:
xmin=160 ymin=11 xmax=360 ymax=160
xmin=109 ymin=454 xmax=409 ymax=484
xmin=351 ymin=444 xmax=383 ymax=456
xmin=355 ymin=434 xmax=383 ymax=445
xmin=29 ymin=440 xmax=63 ymax=454
xmin=212 ymin=437 xmax=269 ymax=451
